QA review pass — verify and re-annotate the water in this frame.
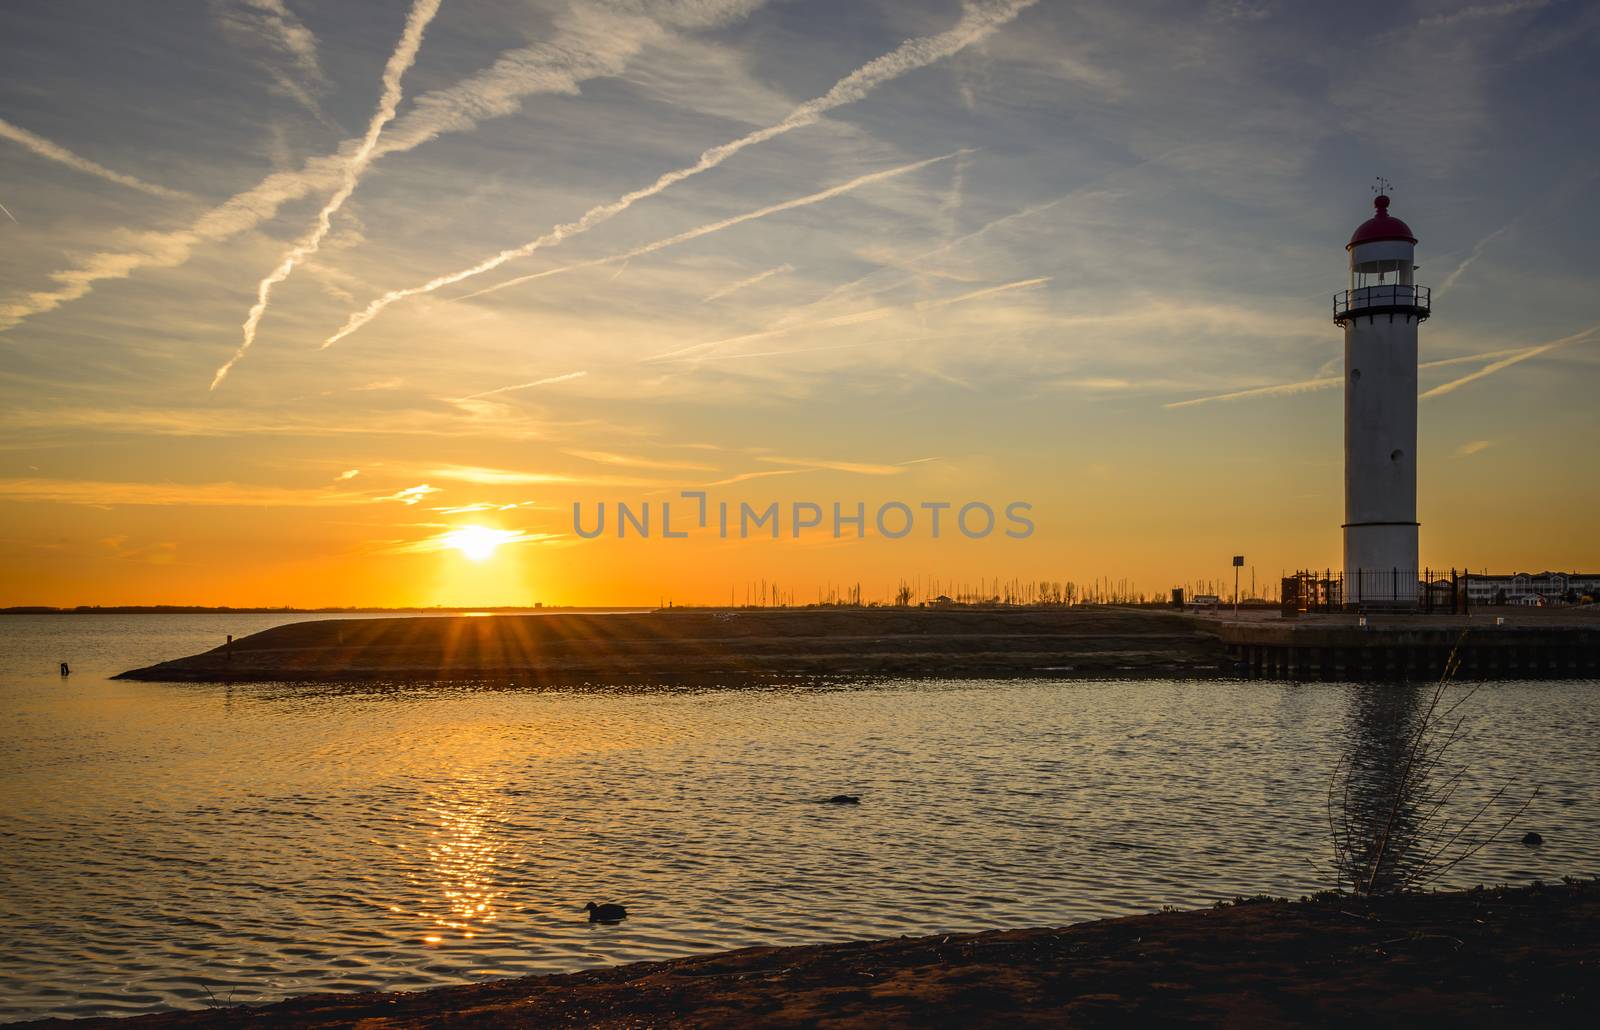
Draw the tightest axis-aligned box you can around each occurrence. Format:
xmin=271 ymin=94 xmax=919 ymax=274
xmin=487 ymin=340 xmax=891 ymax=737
xmin=2 ymin=614 xmax=1597 ymax=1022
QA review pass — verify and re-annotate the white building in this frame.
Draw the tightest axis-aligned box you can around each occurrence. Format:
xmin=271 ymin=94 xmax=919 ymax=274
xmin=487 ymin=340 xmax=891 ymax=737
xmin=1336 ymin=193 xmax=1429 ymax=607
xmin=1464 ymin=572 xmax=1600 ymax=606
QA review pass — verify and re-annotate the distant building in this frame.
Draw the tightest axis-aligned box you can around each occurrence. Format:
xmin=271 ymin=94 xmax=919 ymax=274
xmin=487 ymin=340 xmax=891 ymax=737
xmin=1464 ymin=572 xmax=1600 ymax=605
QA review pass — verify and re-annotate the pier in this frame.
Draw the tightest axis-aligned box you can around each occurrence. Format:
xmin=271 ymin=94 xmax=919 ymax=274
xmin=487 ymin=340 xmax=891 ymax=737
xmin=1214 ymin=613 xmax=1600 ymax=680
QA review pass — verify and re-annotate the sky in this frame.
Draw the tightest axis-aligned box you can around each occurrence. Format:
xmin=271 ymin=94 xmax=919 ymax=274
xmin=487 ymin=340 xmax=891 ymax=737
xmin=1 ymin=0 xmax=1598 ymax=607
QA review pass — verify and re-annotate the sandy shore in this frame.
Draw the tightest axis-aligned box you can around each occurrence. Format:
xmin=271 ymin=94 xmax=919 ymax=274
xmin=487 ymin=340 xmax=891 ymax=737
xmin=115 ymin=606 xmax=1230 ymax=684
xmin=25 ymin=881 xmax=1598 ymax=1028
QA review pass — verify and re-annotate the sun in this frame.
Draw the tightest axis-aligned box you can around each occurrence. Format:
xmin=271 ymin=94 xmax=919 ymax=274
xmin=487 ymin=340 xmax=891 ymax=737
xmin=439 ymin=525 xmax=516 ymax=562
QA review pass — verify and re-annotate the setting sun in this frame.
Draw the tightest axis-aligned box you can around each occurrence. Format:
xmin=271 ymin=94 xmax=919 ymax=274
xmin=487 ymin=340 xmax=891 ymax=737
xmin=439 ymin=526 xmax=516 ymax=563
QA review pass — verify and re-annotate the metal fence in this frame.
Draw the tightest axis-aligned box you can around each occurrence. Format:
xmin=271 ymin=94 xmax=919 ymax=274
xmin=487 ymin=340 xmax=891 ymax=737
xmin=1282 ymin=567 xmax=1472 ymax=615
xmin=1333 ymin=283 xmax=1431 ymax=325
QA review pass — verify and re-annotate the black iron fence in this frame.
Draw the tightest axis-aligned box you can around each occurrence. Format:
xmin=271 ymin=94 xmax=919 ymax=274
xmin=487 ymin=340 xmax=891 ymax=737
xmin=1333 ymin=283 xmax=1431 ymax=325
xmin=1282 ymin=567 xmax=1472 ymax=615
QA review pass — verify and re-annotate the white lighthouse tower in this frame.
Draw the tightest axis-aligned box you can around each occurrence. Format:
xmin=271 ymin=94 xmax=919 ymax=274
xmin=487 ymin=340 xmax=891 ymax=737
xmin=1335 ymin=189 xmax=1429 ymax=608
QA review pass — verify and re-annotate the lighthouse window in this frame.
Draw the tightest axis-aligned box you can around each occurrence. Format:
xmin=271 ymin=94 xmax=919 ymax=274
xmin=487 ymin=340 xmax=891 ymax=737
xmin=1350 ymin=368 xmax=1361 ymax=381
xmin=1391 ymin=449 xmax=1404 ymax=462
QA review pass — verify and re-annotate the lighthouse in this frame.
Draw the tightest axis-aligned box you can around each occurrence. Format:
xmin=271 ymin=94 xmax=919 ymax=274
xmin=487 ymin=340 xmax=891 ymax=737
xmin=1335 ymin=190 xmax=1429 ymax=608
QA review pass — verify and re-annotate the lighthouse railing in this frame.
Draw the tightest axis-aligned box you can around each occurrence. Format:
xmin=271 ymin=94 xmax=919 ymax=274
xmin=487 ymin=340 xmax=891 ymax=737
xmin=1333 ymin=284 xmax=1431 ymax=324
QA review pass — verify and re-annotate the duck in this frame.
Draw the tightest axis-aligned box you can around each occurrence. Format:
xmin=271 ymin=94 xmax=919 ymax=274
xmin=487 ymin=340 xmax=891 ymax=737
xmin=585 ymin=901 xmax=627 ymax=923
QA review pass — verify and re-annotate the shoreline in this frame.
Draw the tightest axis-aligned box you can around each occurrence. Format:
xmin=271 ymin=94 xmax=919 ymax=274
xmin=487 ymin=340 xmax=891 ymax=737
xmin=115 ymin=607 xmax=1231 ymax=684
xmin=23 ymin=881 xmax=1599 ymax=1028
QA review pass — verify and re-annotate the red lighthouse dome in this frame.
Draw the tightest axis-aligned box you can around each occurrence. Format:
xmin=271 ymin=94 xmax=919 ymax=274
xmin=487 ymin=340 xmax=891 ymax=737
xmin=1347 ymin=195 xmax=1417 ymax=249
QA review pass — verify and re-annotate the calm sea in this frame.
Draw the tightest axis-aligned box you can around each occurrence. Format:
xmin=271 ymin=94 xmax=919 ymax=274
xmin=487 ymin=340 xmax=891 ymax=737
xmin=2 ymin=613 xmax=1597 ymax=1022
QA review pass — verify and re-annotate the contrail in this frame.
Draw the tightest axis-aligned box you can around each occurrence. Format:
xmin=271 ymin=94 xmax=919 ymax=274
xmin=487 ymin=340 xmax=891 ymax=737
xmin=1164 ymin=345 xmax=1572 ymax=409
xmin=461 ymin=370 xmax=588 ymax=400
xmin=646 ymin=275 xmax=1051 ymax=363
xmin=322 ymin=0 xmax=1040 ymax=348
xmin=456 ymin=152 xmax=961 ymax=303
xmin=703 ymin=263 xmax=794 ymax=303
xmin=0 ymin=117 xmax=188 ymax=199
xmin=1421 ymin=322 xmax=1600 ymax=399
xmin=215 ymin=0 xmax=329 ymax=120
xmin=0 ymin=201 xmax=16 ymax=223
xmin=0 ymin=1 xmax=764 ymax=333
xmin=211 ymin=0 xmax=443 ymax=390
xmin=1438 ymin=220 xmax=1514 ymax=296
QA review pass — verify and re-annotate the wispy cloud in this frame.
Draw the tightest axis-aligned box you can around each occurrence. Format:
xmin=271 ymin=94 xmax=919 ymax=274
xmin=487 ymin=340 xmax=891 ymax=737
xmin=335 ymin=468 xmax=361 ymax=481
xmin=376 ymin=483 xmax=441 ymax=505
xmin=759 ymin=456 xmax=910 ymax=476
xmin=1164 ymin=374 xmax=1340 ymax=409
xmin=702 ymin=263 xmax=794 ymax=302
xmin=389 ymin=526 xmax=559 ymax=555
xmin=1439 ymin=220 xmax=1515 ymax=295
xmin=0 ymin=2 xmax=766 ymax=332
xmin=1418 ymin=0 xmax=1548 ymax=29
xmin=1456 ymin=439 xmax=1494 ymax=457
xmin=427 ymin=464 xmax=666 ymax=488
xmin=0 ymin=477 xmax=365 ymax=507
xmin=0 ymin=117 xmax=188 ymax=199
xmin=1421 ymin=322 xmax=1600 ymax=399
xmin=213 ymin=0 xmax=329 ymax=120
xmin=566 ymin=450 xmax=718 ymax=472
xmin=456 ymin=151 xmax=962 ymax=303
xmin=321 ymin=0 xmax=1041 ymax=346
xmin=1166 ymin=338 xmax=1595 ymax=410
xmin=460 ymin=370 xmax=588 ymax=401
xmin=646 ymin=275 xmax=1052 ymax=363
xmin=211 ymin=0 xmax=443 ymax=390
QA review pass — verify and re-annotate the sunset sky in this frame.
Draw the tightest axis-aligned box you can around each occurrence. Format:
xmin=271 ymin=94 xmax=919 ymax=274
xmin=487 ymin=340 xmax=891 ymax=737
xmin=2 ymin=0 xmax=1598 ymax=607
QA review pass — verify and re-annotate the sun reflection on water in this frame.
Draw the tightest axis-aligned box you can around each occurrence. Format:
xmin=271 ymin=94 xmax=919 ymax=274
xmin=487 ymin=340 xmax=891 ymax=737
xmin=413 ymin=780 xmax=514 ymax=944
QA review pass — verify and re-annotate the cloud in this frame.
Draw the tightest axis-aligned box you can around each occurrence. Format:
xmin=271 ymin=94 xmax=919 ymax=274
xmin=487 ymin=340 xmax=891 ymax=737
xmin=321 ymin=0 xmax=1041 ymax=346
xmin=376 ymin=483 xmax=441 ymax=505
xmin=427 ymin=464 xmax=667 ymax=488
xmin=211 ymin=0 xmax=443 ymax=390
xmin=0 ymin=117 xmax=189 ymax=199
xmin=1421 ymin=322 xmax=1600 ymax=399
xmin=1164 ymin=346 xmax=1552 ymax=409
xmin=1438 ymin=220 xmax=1516 ymax=295
xmin=0 ymin=478 xmax=366 ymax=507
xmin=702 ymin=263 xmax=794 ymax=302
xmin=759 ymin=456 xmax=910 ymax=476
xmin=1417 ymin=0 xmax=1548 ymax=29
xmin=1455 ymin=439 xmax=1494 ymax=457
xmin=565 ymin=450 xmax=719 ymax=471
xmin=389 ymin=526 xmax=559 ymax=555
xmin=0 ymin=1 xmax=768 ymax=332
xmin=456 ymin=151 xmax=962 ymax=303
xmin=646 ymin=275 xmax=1052 ymax=362
xmin=335 ymin=468 xmax=361 ymax=481
xmin=460 ymin=370 xmax=588 ymax=401
xmin=212 ymin=0 xmax=329 ymax=119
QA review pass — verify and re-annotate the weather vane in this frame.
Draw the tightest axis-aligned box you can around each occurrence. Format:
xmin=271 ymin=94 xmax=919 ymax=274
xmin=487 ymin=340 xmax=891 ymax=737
xmin=1372 ymin=175 xmax=1393 ymax=197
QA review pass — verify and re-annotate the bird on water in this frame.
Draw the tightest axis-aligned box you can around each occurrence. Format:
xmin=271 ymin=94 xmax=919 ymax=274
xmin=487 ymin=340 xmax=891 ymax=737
xmin=585 ymin=902 xmax=627 ymax=923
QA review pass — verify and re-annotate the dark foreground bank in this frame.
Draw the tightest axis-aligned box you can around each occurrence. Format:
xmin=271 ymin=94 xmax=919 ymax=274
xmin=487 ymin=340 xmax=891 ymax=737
xmin=116 ymin=606 xmax=1228 ymax=683
xmin=25 ymin=881 xmax=1599 ymax=1028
